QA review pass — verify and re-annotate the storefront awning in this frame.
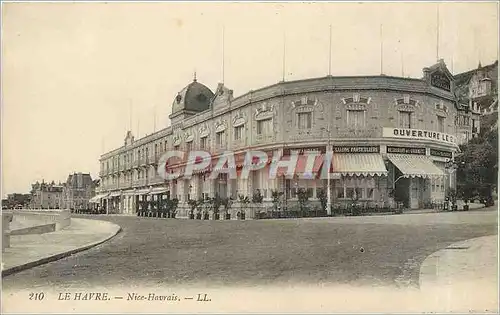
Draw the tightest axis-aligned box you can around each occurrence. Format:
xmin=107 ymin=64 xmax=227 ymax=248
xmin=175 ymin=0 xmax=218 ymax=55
xmin=134 ymin=188 xmax=151 ymax=195
xmin=387 ymin=154 xmax=445 ymax=178
xmin=276 ymin=154 xmax=324 ymax=177
xmin=148 ymin=187 xmax=169 ymax=195
xmin=331 ymin=154 xmax=388 ymax=176
xmin=89 ymin=192 xmax=109 ymax=203
xmin=122 ymin=190 xmax=136 ymax=196
xmin=109 ymin=191 xmax=122 ymax=197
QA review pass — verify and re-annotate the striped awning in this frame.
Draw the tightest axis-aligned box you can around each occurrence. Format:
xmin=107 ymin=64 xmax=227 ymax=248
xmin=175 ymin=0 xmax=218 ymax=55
xmin=148 ymin=187 xmax=169 ymax=195
xmin=134 ymin=188 xmax=152 ymax=195
xmin=331 ymin=154 xmax=388 ymax=176
xmin=109 ymin=191 xmax=122 ymax=197
xmin=387 ymin=154 xmax=445 ymax=178
xmin=89 ymin=192 xmax=110 ymax=203
xmin=275 ymin=154 xmax=324 ymax=178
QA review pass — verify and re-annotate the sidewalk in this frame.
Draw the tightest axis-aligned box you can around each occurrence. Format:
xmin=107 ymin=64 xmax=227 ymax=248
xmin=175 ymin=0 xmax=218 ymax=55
xmin=419 ymin=235 xmax=498 ymax=313
xmin=2 ymin=218 xmax=121 ymax=276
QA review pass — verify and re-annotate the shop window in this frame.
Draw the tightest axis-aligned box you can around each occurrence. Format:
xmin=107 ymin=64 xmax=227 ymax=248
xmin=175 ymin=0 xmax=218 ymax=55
xmin=336 ymin=188 xmax=345 ymax=199
xmin=257 ymin=118 xmax=273 ymax=135
xmin=355 ymin=188 xmax=363 ymax=199
xmin=298 ymin=112 xmax=312 ymax=129
xmin=366 ymin=188 xmax=374 ymax=199
xmin=437 ymin=116 xmax=445 ymax=133
xmin=307 ymin=188 xmax=314 ymax=198
xmin=347 ymin=110 xmax=365 ymax=130
xmin=346 ymin=188 xmax=355 ymax=199
xmin=399 ymin=111 xmax=412 ymax=129
xmin=234 ymin=125 xmax=244 ymax=141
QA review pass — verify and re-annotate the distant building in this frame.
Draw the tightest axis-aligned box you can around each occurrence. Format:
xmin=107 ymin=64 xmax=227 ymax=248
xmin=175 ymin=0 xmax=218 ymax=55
xmin=454 ymin=60 xmax=498 ymax=142
xmin=5 ymin=193 xmax=31 ymax=208
xmin=30 ymin=180 xmax=64 ymax=209
xmin=62 ymin=173 xmax=96 ymax=210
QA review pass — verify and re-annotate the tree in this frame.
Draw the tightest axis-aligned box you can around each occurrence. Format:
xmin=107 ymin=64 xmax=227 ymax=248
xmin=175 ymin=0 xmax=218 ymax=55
xmin=270 ymin=189 xmax=283 ymax=217
xmin=456 ymin=121 xmax=497 ymax=206
xmin=316 ymin=188 xmax=328 ymax=215
xmin=297 ymin=188 xmax=310 ymax=217
xmin=187 ymin=198 xmax=198 ymax=219
xmin=222 ymin=197 xmax=233 ymax=220
xmin=238 ymin=194 xmax=250 ymax=219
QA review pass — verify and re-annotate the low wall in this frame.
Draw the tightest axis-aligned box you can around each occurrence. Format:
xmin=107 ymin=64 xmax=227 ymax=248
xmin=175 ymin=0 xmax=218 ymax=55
xmin=2 ymin=213 xmax=13 ymax=252
xmin=5 ymin=209 xmax=71 ymax=231
xmin=10 ymin=223 xmax=56 ymax=236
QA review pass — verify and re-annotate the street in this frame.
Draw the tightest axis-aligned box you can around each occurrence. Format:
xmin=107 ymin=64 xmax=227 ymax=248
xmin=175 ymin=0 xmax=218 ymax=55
xmin=2 ymin=208 xmax=497 ymax=291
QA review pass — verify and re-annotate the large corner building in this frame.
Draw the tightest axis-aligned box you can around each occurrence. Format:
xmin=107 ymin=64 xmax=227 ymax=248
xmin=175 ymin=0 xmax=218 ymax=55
xmin=95 ymin=60 xmax=488 ymax=218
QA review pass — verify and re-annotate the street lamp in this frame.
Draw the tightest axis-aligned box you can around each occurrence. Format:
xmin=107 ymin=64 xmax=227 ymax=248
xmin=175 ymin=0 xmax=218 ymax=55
xmin=321 ymin=127 xmax=332 ymax=215
xmin=444 ymin=158 xmax=465 ymax=191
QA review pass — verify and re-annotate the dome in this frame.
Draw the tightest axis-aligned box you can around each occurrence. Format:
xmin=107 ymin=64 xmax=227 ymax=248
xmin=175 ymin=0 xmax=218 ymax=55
xmin=171 ymin=78 xmax=215 ymax=115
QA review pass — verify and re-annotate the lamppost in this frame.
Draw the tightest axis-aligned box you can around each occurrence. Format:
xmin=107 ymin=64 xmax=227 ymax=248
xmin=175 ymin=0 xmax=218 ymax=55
xmin=321 ymin=127 xmax=332 ymax=215
xmin=444 ymin=158 xmax=465 ymax=191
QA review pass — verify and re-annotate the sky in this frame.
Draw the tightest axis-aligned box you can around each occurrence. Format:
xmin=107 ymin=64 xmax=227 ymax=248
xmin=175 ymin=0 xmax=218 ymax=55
xmin=1 ymin=2 xmax=498 ymax=197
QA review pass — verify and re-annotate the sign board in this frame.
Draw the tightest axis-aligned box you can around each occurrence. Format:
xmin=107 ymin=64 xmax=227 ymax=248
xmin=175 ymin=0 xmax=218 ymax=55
xmin=382 ymin=127 xmax=456 ymax=145
xmin=430 ymin=149 xmax=453 ymax=159
xmin=332 ymin=146 xmax=380 ymax=153
xmin=387 ymin=146 xmax=426 ymax=155
xmin=430 ymin=71 xmax=451 ymax=92
xmin=283 ymin=146 xmax=326 ymax=155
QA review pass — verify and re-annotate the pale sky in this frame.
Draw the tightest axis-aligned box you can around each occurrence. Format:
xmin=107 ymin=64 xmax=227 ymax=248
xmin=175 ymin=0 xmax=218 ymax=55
xmin=1 ymin=2 xmax=498 ymax=197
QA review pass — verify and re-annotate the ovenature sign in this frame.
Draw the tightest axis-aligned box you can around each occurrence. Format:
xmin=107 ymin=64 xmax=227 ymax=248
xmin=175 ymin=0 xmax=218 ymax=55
xmin=382 ymin=128 xmax=456 ymax=145
xmin=332 ymin=146 xmax=380 ymax=153
xmin=387 ymin=146 xmax=426 ymax=155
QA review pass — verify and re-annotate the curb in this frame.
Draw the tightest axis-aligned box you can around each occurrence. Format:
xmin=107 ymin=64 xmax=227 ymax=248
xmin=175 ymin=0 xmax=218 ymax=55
xmin=418 ymin=234 xmax=497 ymax=289
xmin=1 ymin=222 xmax=122 ymax=277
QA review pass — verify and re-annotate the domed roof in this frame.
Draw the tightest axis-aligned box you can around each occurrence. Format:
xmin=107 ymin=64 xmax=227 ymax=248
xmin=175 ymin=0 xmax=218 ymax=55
xmin=171 ymin=78 xmax=214 ymax=115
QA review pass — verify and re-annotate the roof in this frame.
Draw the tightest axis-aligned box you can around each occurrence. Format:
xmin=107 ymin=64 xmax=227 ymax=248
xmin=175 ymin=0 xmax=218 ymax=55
xmin=171 ymin=79 xmax=215 ymax=116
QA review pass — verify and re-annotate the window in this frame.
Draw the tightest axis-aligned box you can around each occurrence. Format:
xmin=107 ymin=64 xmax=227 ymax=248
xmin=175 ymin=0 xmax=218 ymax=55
xmin=355 ymin=188 xmax=363 ymax=199
xmin=399 ymin=111 xmax=412 ymax=129
xmin=164 ymin=141 xmax=168 ymax=152
xmin=346 ymin=188 xmax=355 ymax=199
xmin=174 ymin=145 xmax=180 ymax=151
xmin=200 ymin=137 xmax=207 ymax=150
xmin=306 ymin=188 xmax=314 ymax=198
xmin=366 ymin=188 xmax=374 ymax=199
xmin=336 ymin=187 xmax=345 ymax=199
xmin=298 ymin=112 xmax=312 ymax=129
xmin=257 ymin=118 xmax=273 ymax=135
xmin=348 ymin=110 xmax=366 ymax=129
xmin=216 ymin=131 xmax=225 ymax=146
xmin=186 ymin=142 xmax=193 ymax=151
xmin=437 ymin=116 xmax=445 ymax=133
xmin=234 ymin=125 xmax=244 ymax=141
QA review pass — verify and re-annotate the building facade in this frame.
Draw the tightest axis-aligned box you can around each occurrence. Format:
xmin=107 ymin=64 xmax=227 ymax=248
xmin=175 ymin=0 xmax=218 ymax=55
xmin=454 ymin=60 xmax=498 ymax=142
xmin=62 ymin=172 xmax=96 ymax=211
xmin=96 ymin=60 xmax=481 ymax=218
xmin=30 ymin=181 xmax=64 ymax=209
xmin=3 ymin=193 xmax=31 ymax=209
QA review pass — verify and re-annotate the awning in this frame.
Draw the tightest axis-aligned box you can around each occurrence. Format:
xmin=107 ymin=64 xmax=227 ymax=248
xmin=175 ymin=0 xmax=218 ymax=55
xmin=122 ymin=190 xmax=136 ymax=196
xmin=387 ymin=154 xmax=445 ymax=178
xmin=148 ymin=187 xmax=169 ymax=195
xmin=109 ymin=191 xmax=122 ymax=197
xmin=134 ymin=188 xmax=152 ymax=195
xmin=89 ymin=192 xmax=109 ymax=203
xmin=331 ymin=154 xmax=388 ymax=176
xmin=275 ymin=154 xmax=324 ymax=177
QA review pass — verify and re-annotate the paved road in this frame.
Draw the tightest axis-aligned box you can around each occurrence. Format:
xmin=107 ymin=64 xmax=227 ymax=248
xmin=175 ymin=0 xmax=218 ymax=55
xmin=2 ymin=208 xmax=497 ymax=291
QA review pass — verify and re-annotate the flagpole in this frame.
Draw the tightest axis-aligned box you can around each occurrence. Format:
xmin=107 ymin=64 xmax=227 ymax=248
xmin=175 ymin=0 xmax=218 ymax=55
xmin=380 ymin=24 xmax=384 ymax=75
xmin=328 ymin=24 xmax=332 ymax=76
xmin=282 ymin=32 xmax=286 ymax=82
xmin=436 ymin=4 xmax=440 ymax=61
xmin=222 ymin=26 xmax=225 ymax=84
